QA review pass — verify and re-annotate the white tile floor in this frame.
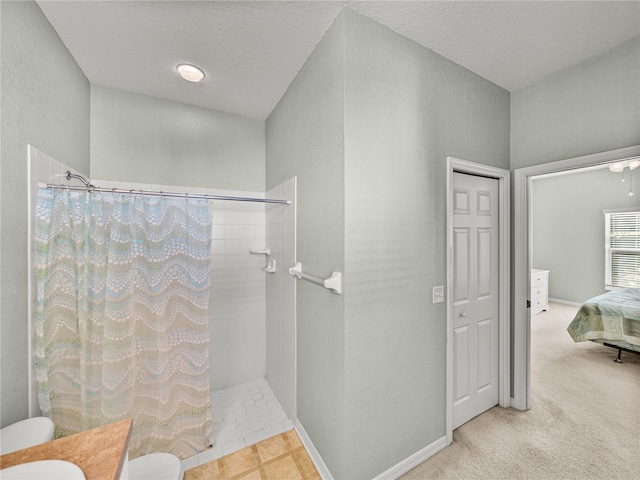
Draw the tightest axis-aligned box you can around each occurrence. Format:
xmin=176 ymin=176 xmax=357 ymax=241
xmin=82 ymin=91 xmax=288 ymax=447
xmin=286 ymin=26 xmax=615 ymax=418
xmin=182 ymin=378 xmax=293 ymax=470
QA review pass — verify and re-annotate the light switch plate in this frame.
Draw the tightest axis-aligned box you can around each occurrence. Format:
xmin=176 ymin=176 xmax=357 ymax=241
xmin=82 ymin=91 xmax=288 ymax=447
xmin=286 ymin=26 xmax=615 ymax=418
xmin=433 ymin=286 xmax=445 ymax=304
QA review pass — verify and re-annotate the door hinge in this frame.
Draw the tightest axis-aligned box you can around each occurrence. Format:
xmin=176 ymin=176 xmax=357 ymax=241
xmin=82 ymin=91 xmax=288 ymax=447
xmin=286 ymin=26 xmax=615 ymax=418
xmin=527 ymin=300 xmax=531 ymax=308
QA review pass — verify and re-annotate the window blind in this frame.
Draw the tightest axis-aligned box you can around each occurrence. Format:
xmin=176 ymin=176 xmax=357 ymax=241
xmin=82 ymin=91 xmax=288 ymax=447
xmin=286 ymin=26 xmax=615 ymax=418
xmin=604 ymin=209 xmax=640 ymax=289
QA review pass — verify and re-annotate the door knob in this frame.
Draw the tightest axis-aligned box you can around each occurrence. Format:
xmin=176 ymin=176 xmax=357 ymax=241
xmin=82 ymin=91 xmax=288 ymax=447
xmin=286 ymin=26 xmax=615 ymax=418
xmin=459 ymin=312 xmax=467 ymax=318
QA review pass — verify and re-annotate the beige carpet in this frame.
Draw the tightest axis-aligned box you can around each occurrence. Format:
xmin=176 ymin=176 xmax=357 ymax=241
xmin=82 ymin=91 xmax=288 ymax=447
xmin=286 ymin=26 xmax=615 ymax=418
xmin=402 ymin=303 xmax=640 ymax=480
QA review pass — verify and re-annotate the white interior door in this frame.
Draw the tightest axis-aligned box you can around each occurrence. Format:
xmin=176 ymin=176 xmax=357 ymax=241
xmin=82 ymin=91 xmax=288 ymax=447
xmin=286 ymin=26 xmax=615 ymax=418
xmin=452 ymin=172 xmax=500 ymax=429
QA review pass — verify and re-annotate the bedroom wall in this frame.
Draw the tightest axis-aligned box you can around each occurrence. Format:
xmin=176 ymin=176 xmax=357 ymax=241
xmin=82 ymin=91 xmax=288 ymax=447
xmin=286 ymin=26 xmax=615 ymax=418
xmin=0 ymin=0 xmax=91 ymax=427
xmin=532 ymin=167 xmax=640 ymax=304
xmin=90 ymin=85 xmax=265 ymax=191
xmin=511 ymin=36 xmax=640 ymax=169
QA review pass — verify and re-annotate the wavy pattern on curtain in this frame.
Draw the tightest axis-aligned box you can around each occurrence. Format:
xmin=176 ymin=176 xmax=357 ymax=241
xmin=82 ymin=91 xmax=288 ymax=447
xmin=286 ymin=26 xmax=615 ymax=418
xmin=35 ymin=187 xmax=213 ymax=459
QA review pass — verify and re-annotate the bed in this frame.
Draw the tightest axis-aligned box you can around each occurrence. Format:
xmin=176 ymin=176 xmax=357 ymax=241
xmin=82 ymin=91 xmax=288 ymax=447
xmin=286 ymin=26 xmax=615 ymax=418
xmin=567 ymin=288 xmax=640 ymax=362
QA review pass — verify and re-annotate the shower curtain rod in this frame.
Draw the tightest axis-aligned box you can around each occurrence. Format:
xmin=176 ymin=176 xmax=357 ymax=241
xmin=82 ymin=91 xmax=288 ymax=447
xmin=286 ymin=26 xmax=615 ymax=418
xmin=42 ymin=171 xmax=291 ymax=205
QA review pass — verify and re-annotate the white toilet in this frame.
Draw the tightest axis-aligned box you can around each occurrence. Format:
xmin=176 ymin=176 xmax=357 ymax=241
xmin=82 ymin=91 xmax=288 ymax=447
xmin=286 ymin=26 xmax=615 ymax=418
xmin=128 ymin=453 xmax=183 ymax=480
xmin=0 ymin=417 xmax=55 ymax=455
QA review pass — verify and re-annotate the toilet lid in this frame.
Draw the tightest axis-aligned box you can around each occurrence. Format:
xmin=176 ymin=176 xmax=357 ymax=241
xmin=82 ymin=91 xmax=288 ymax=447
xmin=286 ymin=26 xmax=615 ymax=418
xmin=128 ymin=453 xmax=183 ymax=480
xmin=1 ymin=460 xmax=85 ymax=480
xmin=0 ymin=417 xmax=55 ymax=455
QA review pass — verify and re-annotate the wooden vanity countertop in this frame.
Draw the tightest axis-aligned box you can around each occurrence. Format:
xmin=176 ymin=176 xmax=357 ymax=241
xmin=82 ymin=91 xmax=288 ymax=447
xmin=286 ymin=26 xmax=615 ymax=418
xmin=0 ymin=418 xmax=132 ymax=480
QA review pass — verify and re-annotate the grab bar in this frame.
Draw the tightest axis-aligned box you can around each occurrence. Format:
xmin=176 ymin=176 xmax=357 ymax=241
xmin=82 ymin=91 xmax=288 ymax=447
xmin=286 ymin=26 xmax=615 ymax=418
xmin=288 ymin=262 xmax=342 ymax=294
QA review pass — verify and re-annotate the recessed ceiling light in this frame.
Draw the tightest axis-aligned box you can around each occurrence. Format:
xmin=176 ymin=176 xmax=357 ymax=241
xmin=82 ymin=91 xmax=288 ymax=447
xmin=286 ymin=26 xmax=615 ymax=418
xmin=176 ymin=64 xmax=205 ymax=83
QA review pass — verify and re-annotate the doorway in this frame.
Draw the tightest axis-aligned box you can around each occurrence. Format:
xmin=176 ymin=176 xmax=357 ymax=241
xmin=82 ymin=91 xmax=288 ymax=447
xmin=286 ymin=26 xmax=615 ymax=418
xmin=511 ymin=145 xmax=640 ymax=410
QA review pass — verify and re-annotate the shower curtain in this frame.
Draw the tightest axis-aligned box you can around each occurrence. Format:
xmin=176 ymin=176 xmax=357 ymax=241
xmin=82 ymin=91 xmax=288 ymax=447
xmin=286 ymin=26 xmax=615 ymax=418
xmin=35 ymin=187 xmax=213 ymax=459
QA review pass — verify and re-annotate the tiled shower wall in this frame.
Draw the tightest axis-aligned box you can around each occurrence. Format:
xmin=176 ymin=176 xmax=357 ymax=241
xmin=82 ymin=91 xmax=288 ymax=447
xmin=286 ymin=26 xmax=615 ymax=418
xmin=266 ymin=178 xmax=297 ymax=421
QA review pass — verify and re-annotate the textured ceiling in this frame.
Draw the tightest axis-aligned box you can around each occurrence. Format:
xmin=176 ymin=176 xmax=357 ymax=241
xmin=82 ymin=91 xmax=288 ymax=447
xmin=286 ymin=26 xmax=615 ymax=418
xmin=38 ymin=1 xmax=640 ymax=119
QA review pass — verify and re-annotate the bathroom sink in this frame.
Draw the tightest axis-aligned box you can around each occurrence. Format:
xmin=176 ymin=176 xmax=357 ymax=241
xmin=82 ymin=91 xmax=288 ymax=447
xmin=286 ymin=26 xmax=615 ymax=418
xmin=0 ymin=460 xmax=86 ymax=479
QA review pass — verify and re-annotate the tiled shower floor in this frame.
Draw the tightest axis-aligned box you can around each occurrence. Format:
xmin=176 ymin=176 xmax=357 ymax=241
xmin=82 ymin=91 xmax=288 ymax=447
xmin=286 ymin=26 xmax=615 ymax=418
xmin=184 ymin=378 xmax=293 ymax=470
xmin=212 ymin=378 xmax=292 ymax=453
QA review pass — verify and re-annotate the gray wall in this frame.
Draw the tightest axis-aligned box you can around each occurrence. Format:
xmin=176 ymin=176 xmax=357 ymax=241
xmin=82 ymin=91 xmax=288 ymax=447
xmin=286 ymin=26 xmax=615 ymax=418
xmin=266 ymin=12 xmax=347 ymax=476
xmin=267 ymin=9 xmax=510 ymax=479
xmin=342 ymin=11 xmax=509 ymax=479
xmin=90 ymin=85 xmax=265 ymax=191
xmin=532 ymin=167 xmax=640 ymax=304
xmin=511 ymin=37 xmax=640 ymax=169
xmin=0 ymin=0 xmax=91 ymax=427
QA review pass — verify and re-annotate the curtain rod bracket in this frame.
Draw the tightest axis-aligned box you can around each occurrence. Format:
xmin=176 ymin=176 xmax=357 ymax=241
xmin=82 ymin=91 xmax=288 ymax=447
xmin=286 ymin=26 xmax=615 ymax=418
xmin=66 ymin=171 xmax=95 ymax=188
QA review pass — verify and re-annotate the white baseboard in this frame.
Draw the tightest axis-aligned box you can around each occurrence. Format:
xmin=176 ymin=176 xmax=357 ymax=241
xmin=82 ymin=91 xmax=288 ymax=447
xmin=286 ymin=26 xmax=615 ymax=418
xmin=294 ymin=421 xmax=448 ymax=480
xmin=295 ymin=419 xmax=334 ymax=480
xmin=372 ymin=436 xmax=449 ymax=480
xmin=548 ymin=298 xmax=582 ymax=307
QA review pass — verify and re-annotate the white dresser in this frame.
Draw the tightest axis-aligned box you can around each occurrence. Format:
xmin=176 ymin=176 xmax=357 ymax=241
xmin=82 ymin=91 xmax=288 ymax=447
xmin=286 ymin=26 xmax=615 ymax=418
xmin=531 ymin=269 xmax=549 ymax=316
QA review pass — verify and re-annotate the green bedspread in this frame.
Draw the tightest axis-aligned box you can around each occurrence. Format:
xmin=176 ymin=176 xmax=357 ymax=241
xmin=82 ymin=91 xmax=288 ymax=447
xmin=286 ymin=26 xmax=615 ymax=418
xmin=567 ymin=288 xmax=640 ymax=352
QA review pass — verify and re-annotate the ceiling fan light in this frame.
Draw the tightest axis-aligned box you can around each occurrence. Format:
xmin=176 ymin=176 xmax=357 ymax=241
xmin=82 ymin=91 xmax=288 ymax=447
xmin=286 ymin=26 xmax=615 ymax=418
xmin=608 ymin=162 xmax=624 ymax=173
xmin=627 ymin=159 xmax=640 ymax=170
xmin=176 ymin=64 xmax=205 ymax=83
